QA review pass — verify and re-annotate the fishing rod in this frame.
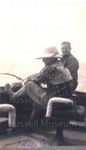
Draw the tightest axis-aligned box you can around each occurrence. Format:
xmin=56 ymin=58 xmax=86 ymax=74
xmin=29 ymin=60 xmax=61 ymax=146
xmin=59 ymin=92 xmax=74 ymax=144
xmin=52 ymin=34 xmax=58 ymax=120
xmin=0 ymin=73 xmax=24 ymax=81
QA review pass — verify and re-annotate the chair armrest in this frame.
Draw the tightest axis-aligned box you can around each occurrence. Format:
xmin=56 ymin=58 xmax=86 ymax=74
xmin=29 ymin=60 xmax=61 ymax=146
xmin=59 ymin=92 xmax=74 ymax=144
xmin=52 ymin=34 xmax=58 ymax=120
xmin=0 ymin=104 xmax=16 ymax=128
xmin=45 ymin=97 xmax=74 ymax=118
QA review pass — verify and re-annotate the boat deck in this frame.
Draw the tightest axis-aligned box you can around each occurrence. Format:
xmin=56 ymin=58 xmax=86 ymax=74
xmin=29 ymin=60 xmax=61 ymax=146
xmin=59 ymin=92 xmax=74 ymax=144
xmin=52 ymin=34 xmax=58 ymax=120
xmin=0 ymin=126 xmax=86 ymax=148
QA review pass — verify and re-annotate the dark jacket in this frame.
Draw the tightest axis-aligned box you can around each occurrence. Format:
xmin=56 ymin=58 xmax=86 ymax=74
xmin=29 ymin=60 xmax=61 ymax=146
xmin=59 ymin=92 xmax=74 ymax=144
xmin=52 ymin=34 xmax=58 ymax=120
xmin=61 ymin=53 xmax=79 ymax=89
xmin=26 ymin=61 xmax=74 ymax=99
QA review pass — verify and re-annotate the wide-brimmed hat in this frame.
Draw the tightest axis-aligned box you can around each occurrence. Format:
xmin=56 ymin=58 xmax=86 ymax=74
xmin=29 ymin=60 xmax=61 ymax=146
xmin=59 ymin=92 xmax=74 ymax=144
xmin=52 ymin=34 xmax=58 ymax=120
xmin=37 ymin=47 xmax=62 ymax=59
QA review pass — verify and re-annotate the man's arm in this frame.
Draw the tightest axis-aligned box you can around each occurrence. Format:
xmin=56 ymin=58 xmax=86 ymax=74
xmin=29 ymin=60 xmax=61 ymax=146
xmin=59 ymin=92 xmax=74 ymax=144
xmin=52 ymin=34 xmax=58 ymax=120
xmin=22 ymin=73 xmax=38 ymax=85
xmin=66 ymin=57 xmax=79 ymax=74
xmin=32 ymin=66 xmax=56 ymax=84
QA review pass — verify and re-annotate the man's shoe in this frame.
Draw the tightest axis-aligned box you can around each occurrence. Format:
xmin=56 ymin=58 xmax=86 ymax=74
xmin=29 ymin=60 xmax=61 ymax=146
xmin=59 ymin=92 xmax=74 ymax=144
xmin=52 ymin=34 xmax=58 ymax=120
xmin=5 ymin=83 xmax=14 ymax=95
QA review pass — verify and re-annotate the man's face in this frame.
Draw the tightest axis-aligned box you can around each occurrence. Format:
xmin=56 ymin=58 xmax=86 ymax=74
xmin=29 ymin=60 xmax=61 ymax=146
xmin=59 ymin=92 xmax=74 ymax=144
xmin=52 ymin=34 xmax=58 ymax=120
xmin=42 ymin=58 xmax=51 ymax=66
xmin=42 ymin=57 xmax=55 ymax=66
xmin=61 ymin=43 xmax=71 ymax=56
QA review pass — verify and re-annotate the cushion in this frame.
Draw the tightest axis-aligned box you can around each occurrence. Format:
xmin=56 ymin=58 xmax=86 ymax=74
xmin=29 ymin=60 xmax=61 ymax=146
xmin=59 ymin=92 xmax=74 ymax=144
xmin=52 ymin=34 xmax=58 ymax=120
xmin=46 ymin=97 xmax=86 ymax=121
xmin=46 ymin=97 xmax=74 ymax=118
xmin=50 ymin=105 xmax=85 ymax=121
xmin=0 ymin=104 xmax=16 ymax=128
xmin=0 ymin=117 xmax=8 ymax=133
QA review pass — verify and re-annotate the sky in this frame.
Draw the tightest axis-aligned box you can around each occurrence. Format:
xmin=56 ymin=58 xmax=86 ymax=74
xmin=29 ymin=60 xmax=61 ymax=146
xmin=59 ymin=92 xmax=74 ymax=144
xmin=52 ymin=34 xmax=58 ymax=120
xmin=0 ymin=0 xmax=86 ymax=63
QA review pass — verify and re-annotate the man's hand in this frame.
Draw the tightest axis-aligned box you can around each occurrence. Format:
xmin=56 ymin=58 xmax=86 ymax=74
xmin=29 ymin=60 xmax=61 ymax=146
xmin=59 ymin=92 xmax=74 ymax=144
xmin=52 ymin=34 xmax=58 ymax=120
xmin=40 ymin=83 xmax=47 ymax=88
xmin=22 ymin=79 xmax=27 ymax=86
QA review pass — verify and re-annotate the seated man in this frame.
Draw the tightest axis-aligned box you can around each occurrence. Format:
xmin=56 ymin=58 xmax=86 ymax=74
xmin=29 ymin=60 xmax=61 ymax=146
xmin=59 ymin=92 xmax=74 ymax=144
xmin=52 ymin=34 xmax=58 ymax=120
xmin=61 ymin=41 xmax=79 ymax=89
xmin=5 ymin=47 xmax=75 ymax=122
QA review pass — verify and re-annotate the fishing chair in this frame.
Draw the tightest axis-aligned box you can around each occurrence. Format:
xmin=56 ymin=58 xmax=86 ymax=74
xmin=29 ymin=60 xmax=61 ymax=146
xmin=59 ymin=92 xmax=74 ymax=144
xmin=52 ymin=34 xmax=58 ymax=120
xmin=45 ymin=94 xmax=86 ymax=145
xmin=0 ymin=87 xmax=16 ymax=135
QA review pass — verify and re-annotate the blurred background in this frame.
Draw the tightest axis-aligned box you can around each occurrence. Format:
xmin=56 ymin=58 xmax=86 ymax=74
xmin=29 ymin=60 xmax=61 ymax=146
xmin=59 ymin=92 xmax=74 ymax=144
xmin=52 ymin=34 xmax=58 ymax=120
xmin=0 ymin=0 xmax=86 ymax=91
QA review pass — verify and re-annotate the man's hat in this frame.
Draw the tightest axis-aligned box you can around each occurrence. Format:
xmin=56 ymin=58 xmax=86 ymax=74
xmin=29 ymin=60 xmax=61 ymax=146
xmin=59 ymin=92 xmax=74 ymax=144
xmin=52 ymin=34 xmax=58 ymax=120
xmin=37 ymin=47 xmax=62 ymax=59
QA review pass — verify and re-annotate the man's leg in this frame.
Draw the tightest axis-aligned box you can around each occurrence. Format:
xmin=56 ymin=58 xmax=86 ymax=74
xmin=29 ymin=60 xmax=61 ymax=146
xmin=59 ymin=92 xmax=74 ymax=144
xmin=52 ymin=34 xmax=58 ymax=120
xmin=11 ymin=82 xmax=22 ymax=92
xmin=30 ymin=102 xmax=46 ymax=120
xmin=25 ymin=81 xmax=48 ymax=128
xmin=5 ymin=82 xmax=49 ymax=125
xmin=5 ymin=83 xmax=34 ymax=125
xmin=5 ymin=82 xmax=49 ymax=107
xmin=5 ymin=83 xmax=28 ymax=100
xmin=27 ymin=81 xmax=49 ymax=108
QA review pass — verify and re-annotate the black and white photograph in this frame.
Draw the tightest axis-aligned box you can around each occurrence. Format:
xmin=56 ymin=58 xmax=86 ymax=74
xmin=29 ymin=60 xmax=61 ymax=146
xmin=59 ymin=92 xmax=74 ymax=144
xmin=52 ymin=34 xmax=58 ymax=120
xmin=0 ymin=0 xmax=86 ymax=148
